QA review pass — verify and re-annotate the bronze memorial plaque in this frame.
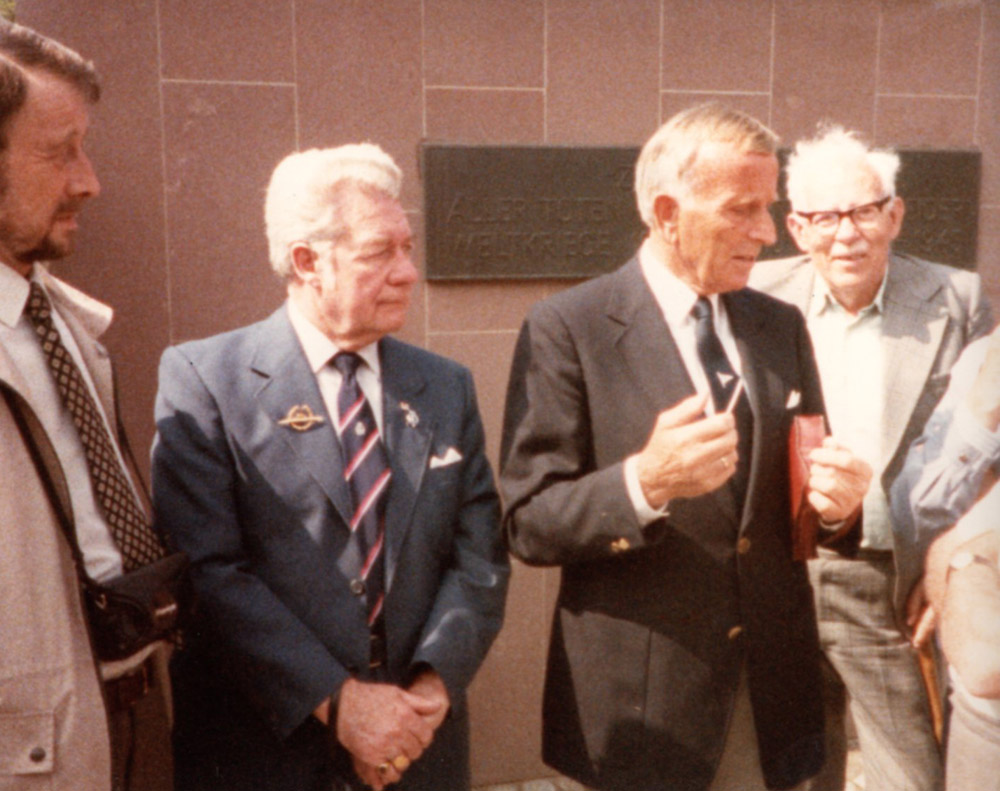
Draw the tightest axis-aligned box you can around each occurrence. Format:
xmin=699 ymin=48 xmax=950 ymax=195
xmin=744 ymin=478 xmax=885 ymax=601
xmin=422 ymin=144 xmax=646 ymax=280
xmin=422 ymin=144 xmax=980 ymax=280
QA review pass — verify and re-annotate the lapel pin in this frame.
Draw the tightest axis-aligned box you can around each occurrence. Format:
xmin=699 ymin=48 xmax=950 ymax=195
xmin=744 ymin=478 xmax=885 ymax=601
xmin=400 ymin=401 xmax=419 ymax=428
xmin=278 ymin=404 xmax=326 ymax=432
xmin=354 ymin=422 xmax=366 ymax=437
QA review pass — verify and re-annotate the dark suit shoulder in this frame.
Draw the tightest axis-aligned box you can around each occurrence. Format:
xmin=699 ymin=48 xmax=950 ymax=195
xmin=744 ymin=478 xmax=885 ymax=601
xmin=380 ymin=336 xmax=472 ymax=382
xmin=727 ymin=283 xmax=808 ymax=326
xmin=166 ymin=311 xmax=278 ymax=367
xmin=528 ymin=258 xmax=645 ymax=319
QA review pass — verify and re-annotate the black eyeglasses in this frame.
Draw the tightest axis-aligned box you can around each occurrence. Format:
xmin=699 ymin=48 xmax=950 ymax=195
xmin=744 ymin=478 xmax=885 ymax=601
xmin=794 ymin=195 xmax=892 ymax=233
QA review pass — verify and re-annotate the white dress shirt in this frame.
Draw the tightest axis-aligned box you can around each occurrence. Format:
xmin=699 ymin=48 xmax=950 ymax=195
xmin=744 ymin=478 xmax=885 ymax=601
xmin=0 ymin=262 xmax=125 ymax=581
xmin=286 ymin=299 xmax=383 ymax=435
xmin=624 ymin=240 xmax=745 ymax=523
xmin=804 ymin=276 xmax=890 ymax=549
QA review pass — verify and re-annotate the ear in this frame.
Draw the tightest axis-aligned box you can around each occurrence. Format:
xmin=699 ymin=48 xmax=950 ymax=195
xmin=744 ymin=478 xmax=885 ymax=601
xmin=652 ymin=194 xmax=680 ymax=238
xmin=289 ymin=243 xmax=319 ymax=286
xmin=786 ymin=212 xmax=810 ymax=253
xmin=886 ymin=196 xmax=905 ymax=242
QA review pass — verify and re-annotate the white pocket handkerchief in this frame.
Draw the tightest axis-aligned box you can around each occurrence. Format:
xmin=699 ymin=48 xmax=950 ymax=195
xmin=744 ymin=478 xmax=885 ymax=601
xmin=430 ymin=447 xmax=463 ymax=469
xmin=786 ymin=389 xmax=802 ymax=409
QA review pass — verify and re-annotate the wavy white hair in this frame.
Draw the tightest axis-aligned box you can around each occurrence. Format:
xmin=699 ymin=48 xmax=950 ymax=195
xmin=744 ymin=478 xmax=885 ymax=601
xmin=264 ymin=143 xmax=402 ymax=279
xmin=785 ymin=125 xmax=900 ymax=211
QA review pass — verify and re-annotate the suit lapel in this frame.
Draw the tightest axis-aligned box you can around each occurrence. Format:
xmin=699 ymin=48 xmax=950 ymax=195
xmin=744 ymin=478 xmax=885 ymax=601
xmin=606 ymin=258 xmax=697 ymax=413
xmin=880 ymin=254 xmax=948 ymax=472
xmin=725 ymin=290 xmax=777 ymax=530
xmin=608 ymin=261 xmax=740 ymax=524
xmin=252 ymin=307 xmax=355 ymax=530
xmin=379 ymin=338 xmax=433 ymax=593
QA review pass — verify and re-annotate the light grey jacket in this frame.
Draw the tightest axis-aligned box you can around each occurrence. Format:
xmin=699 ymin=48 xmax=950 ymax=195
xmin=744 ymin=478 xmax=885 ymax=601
xmin=749 ymin=251 xmax=993 ymax=620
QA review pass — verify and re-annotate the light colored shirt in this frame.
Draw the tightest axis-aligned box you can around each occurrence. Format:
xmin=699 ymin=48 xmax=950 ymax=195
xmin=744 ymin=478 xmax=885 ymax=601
xmin=0 ymin=262 xmax=125 ymax=581
xmin=624 ymin=241 xmax=745 ymax=524
xmin=805 ymin=275 xmax=891 ymax=549
xmin=286 ymin=299 xmax=383 ymax=434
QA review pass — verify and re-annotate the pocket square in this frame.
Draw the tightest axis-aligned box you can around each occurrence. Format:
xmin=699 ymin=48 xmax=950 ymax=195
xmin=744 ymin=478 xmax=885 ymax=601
xmin=429 ymin=447 xmax=463 ymax=469
xmin=786 ymin=389 xmax=802 ymax=409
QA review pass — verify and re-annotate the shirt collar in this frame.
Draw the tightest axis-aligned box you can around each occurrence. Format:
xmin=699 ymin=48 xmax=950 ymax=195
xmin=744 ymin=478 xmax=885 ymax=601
xmin=0 ymin=261 xmax=30 ymax=329
xmin=809 ymin=265 xmax=887 ymax=318
xmin=1 ymin=262 xmax=113 ymax=335
xmin=286 ymin=299 xmax=380 ymax=378
xmin=638 ymin=237 xmax=723 ymax=328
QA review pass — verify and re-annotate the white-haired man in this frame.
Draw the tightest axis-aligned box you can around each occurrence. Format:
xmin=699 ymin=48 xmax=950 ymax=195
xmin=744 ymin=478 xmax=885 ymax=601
xmin=501 ymin=104 xmax=872 ymax=791
xmin=750 ymin=126 xmax=993 ymax=791
xmin=151 ymin=144 xmax=509 ymax=791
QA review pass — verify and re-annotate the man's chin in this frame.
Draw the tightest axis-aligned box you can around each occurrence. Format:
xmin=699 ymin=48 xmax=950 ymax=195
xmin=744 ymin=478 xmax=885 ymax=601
xmin=19 ymin=236 xmax=74 ymax=264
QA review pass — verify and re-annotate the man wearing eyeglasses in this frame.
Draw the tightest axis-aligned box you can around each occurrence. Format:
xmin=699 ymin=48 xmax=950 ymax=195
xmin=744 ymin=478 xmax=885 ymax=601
xmin=750 ymin=125 xmax=993 ymax=791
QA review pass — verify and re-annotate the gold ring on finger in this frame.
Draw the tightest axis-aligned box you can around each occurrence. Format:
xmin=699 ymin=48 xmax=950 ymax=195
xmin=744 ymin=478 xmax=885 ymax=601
xmin=377 ymin=762 xmax=391 ymax=776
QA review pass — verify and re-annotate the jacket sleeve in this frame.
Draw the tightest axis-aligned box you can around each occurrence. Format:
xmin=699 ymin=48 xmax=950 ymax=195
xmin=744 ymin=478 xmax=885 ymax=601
xmin=890 ymin=337 xmax=1000 ymax=577
xmin=499 ymin=303 xmax=649 ymax=567
xmin=409 ymin=368 xmax=509 ymax=701
xmin=151 ymin=345 xmax=350 ymax=739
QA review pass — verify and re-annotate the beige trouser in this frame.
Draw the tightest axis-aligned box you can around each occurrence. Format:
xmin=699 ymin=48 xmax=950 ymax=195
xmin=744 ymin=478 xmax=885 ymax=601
xmin=709 ymin=668 xmax=807 ymax=791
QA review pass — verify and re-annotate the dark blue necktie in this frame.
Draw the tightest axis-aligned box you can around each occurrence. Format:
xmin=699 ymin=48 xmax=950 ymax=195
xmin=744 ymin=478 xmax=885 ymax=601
xmin=692 ymin=296 xmax=738 ymax=412
xmin=332 ymin=352 xmax=389 ymax=626
xmin=691 ymin=296 xmax=752 ymax=508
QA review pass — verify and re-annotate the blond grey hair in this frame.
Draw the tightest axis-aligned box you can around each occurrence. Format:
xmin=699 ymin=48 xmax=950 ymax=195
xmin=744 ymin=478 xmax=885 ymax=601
xmin=634 ymin=103 xmax=778 ymax=228
xmin=264 ymin=143 xmax=402 ymax=279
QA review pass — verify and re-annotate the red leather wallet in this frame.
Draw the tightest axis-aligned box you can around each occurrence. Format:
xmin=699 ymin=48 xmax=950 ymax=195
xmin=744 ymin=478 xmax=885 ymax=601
xmin=789 ymin=414 xmax=826 ymax=561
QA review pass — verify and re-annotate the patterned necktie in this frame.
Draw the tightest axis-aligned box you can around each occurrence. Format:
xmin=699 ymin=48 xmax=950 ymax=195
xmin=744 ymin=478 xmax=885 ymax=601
xmin=692 ymin=296 xmax=738 ymax=412
xmin=332 ymin=352 xmax=390 ymax=626
xmin=25 ymin=283 xmax=165 ymax=571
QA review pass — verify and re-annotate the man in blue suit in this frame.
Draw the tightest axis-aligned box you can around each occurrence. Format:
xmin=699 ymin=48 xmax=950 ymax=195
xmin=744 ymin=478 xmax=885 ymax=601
xmin=151 ymin=144 xmax=509 ymax=791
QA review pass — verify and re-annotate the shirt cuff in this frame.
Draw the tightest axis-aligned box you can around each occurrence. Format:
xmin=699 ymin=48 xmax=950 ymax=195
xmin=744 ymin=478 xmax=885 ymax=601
xmin=624 ymin=454 xmax=669 ymax=526
xmin=952 ymin=405 xmax=1000 ymax=463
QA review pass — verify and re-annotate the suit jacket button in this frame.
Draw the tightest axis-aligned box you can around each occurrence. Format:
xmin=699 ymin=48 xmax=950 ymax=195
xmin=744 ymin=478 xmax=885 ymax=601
xmin=349 ymin=579 xmax=365 ymax=596
xmin=610 ymin=538 xmax=630 ymax=553
xmin=737 ymin=537 xmax=751 ymax=555
xmin=727 ymin=625 xmax=743 ymax=641
xmin=29 ymin=747 xmax=46 ymax=763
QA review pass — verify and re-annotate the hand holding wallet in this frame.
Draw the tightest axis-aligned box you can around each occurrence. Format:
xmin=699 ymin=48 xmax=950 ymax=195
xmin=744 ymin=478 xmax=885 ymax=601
xmin=789 ymin=414 xmax=863 ymax=560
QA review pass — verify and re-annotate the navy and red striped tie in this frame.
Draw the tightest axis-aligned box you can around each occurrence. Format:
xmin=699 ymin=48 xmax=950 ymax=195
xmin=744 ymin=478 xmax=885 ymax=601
xmin=332 ymin=352 xmax=390 ymax=626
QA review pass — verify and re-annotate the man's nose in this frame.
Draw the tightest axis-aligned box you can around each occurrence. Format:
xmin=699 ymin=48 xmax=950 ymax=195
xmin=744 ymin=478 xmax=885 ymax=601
xmin=70 ymin=150 xmax=101 ymax=199
xmin=751 ymin=209 xmax=777 ymax=246
xmin=392 ymin=248 xmax=419 ymax=284
xmin=833 ymin=212 xmax=862 ymax=242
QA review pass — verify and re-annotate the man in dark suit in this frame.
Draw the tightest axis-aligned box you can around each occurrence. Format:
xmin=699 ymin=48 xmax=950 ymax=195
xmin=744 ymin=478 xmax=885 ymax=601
xmin=750 ymin=126 xmax=992 ymax=791
xmin=152 ymin=144 xmax=509 ymax=791
xmin=500 ymin=104 xmax=871 ymax=791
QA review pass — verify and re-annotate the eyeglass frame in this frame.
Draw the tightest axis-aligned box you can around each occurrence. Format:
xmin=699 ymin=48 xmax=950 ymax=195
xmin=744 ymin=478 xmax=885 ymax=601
xmin=793 ymin=195 xmax=893 ymax=233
